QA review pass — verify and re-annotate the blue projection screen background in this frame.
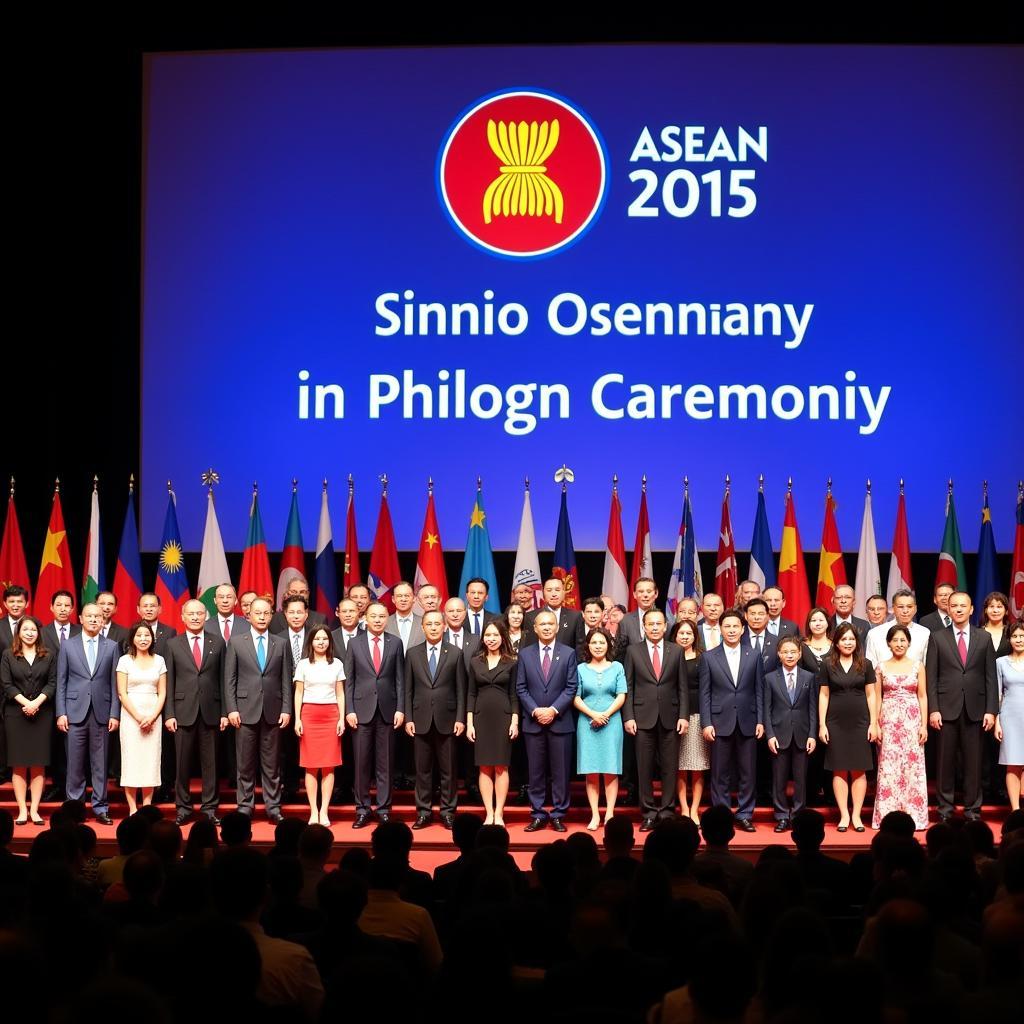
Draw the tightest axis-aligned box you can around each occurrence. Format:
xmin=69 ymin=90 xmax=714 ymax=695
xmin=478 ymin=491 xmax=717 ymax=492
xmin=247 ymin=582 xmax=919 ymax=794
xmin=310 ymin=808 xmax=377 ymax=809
xmin=141 ymin=45 xmax=1022 ymax=552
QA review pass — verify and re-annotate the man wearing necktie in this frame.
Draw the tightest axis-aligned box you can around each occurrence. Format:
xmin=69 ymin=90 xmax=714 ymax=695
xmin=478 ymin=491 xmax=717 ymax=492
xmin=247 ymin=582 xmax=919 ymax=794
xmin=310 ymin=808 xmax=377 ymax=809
xmin=464 ymin=578 xmax=495 ymax=639
xmin=41 ymin=590 xmax=82 ymax=800
xmin=55 ymin=604 xmax=121 ymax=825
xmin=926 ymin=592 xmax=997 ymax=821
xmin=224 ymin=598 xmax=293 ymax=823
xmin=699 ymin=593 xmax=725 ymax=651
xmin=763 ymin=636 xmax=818 ymax=832
xmin=385 ymin=582 xmax=425 ymax=653
xmin=443 ymin=598 xmax=480 ymax=668
xmin=516 ymin=611 xmax=578 ymax=832
xmin=920 ymin=583 xmax=956 ymax=632
xmin=743 ymin=599 xmax=780 ymax=675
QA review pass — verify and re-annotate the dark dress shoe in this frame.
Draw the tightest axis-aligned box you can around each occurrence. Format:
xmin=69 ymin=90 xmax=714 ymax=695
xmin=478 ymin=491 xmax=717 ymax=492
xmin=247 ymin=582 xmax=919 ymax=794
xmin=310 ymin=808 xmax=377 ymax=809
xmin=964 ymin=812 xmax=980 ymax=822
xmin=376 ymin=811 xmax=391 ymax=824
xmin=206 ymin=814 xmax=222 ymax=825
xmin=441 ymin=814 xmax=455 ymax=830
xmin=352 ymin=813 xmax=372 ymax=829
xmin=412 ymin=813 xmax=432 ymax=830
xmin=31 ymin=815 xmax=45 ymax=826
xmin=175 ymin=811 xmax=193 ymax=826
xmin=268 ymin=812 xmax=285 ymax=825
xmin=853 ymin=823 xmax=865 ymax=833
xmin=94 ymin=813 xmax=114 ymax=826
xmin=551 ymin=818 xmax=567 ymax=833
xmin=524 ymin=818 xmax=546 ymax=833
xmin=774 ymin=819 xmax=790 ymax=833
xmin=42 ymin=785 xmax=64 ymax=803
xmin=736 ymin=818 xmax=756 ymax=833
xmin=639 ymin=817 xmax=656 ymax=833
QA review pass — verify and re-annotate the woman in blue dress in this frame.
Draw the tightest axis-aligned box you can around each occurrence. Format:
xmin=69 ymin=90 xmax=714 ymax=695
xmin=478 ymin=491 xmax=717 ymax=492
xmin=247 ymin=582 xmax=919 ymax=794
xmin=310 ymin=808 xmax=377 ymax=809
xmin=574 ymin=627 xmax=627 ymax=830
xmin=995 ymin=620 xmax=1024 ymax=811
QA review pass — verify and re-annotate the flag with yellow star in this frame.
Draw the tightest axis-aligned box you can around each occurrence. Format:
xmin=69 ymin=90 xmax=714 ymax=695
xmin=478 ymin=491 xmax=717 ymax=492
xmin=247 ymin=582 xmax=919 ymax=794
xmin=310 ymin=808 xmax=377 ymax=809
xmin=778 ymin=489 xmax=811 ymax=630
xmin=815 ymin=491 xmax=847 ymax=609
xmin=36 ymin=487 xmax=78 ymax=625
xmin=154 ymin=490 xmax=192 ymax=627
xmin=414 ymin=490 xmax=448 ymax=605
xmin=459 ymin=486 xmax=500 ymax=613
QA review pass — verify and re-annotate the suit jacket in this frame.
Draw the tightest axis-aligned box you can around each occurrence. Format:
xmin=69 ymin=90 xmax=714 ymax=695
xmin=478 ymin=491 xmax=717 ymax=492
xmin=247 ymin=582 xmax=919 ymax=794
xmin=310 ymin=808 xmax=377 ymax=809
xmin=386 ymin=612 xmax=426 ymax=652
xmin=698 ymin=643 xmax=764 ymax=737
xmin=0 ymin=617 xmax=25 ymax=652
xmin=515 ymin=641 xmax=578 ymax=734
xmin=164 ymin=632 xmax=225 ymax=728
xmin=101 ymin=622 xmax=130 ymax=650
xmin=623 ymin=641 xmax=688 ymax=730
xmin=205 ymin=614 xmax=249 ymax=643
xmin=768 ymin=617 xmax=800 ymax=639
xmin=522 ymin=607 xmax=583 ymax=648
xmin=404 ymin=640 xmax=466 ymax=733
xmin=763 ymin=666 xmax=818 ymax=749
xmin=331 ymin=627 xmax=361 ymax=657
xmin=925 ymin=625 xmax=997 ymax=722
xmin=43 ymin=622 xmax=82 ymax=651
xmin=56 ymin=633 xmax=121 ymax=724
xmin=828 ymin=615 xmax=869 ymax=641
xmin=743 ymin=631 xmax=780 ymax=675
xmin=147 ymin=622 xmax=177 ymax=656
xmin=269 ymin=609 xmax=327 ymax=634
xmin=343 ymin=630 xmax=405 ymax=724
xmin=463 ymin=609 xmax=498 ymax=637
xmin=617 ymin=609 xmax=653 ymax=647
xmin=223 ymin=630 xmax=292 ymax=726
xmin=1 ymin=649 xmax=57 ymax=703
xmin=443 ymin=628 xmax=480 ymax=669
xmin=919 ymin=611 xmax=951 ymax=633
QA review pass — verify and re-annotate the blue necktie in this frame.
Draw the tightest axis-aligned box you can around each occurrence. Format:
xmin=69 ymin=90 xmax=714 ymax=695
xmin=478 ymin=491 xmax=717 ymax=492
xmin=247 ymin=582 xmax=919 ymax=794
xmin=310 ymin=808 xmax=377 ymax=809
xmin=473 ymin=613 xmax=481 ymax=635
xmin=86 ymin=637 xmax=97 ymax=674
xmin=257 ymin=635 xmax=266 ymax=671
xmin=428 ymin=646 xmax=438 ymax=679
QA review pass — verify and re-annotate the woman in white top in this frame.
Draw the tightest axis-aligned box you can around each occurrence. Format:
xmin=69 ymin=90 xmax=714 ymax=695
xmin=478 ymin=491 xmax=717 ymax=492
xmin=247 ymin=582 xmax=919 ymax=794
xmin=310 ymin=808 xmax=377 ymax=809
xmin=116 ymin=622 xmax=167 ymax=814
xmin=294 ymin=626 xmax=346 ymax=825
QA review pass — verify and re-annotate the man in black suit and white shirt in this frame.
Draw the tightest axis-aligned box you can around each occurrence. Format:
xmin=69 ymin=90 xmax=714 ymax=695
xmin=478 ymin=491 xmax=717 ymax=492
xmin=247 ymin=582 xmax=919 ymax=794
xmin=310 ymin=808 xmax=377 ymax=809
xmin=443 ymin=598 xmax=480 ymax=666
xmin=617 ymin=578 xmax=660 ymax=647
xmin=269 ymin=576 xmax=327 ymax=634
xmin=919 ymin=583 xmax=955 ymax=632
xmin=763 ymin=587 xmax=800 ymax=639
xmin=96 ymin=591 xmax=130 ymax=648
xmin=205 ymin=584 xmax=248 ymax=643
xmin=164 ymin=600 xmax=226 ymax=824
xmin=331 ymin=599 xmax=362 ymax=653
xmin=699 ymin=593 xmax=725 ymax=650
xmin=522 ymin=577 xmax=583 ymax=649
xmin=344 ymin=602 xmax=405 ymax=828
xmin=743 ymin=598 xmax=781 ymax=675
xmin=405 ymin=610 xmax=466 ymax=829
xmin=828 ymin=585 xmax=869 ymax=640
xmin=42 ymin=590 xmax=81 ymax=799
xmin=926 ymin=591 xmax=997 ymax=821
xmin=137 ymin=593 xmax=178 ymax=654
xmin=0 ymin=584 xmax=29 ymax=651
xmin=223 ymin=597 xmax=292 ymax=823
xmin=463 ymin=578 xmax=498 ymax=639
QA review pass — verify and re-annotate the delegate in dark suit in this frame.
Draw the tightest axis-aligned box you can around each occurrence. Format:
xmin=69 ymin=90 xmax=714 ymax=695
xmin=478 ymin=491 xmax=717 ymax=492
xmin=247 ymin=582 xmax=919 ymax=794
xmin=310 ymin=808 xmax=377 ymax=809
xmin=926 ymin=621 xmax=997 ymax=817
xmin=343 ymin=627 xmax=405 ymax=817
xmin=699 ymin=641 xmax=765 ymax=821
xmin=405 ymin=639 xmax=466 ymax=818
xmin=223 ymin=625 xmax=292 ymax=818
xmin=56 ymin=630 xmax=121 ymax=816
xmin=521 ymin=607 xmax=583 ymax=649
xmin=515 ymin=633 xmax=578 ymax=822
xmin=41 ymin=622 xmax=81 ymax=790
xmin=624 ymin=638 xmax=688 ymax=821
xmin=269 ymin=608 xmax=327 ymax=634
xmin=768 ymin=618 xmax=801 ymax=639
xmin=743 ymin=631 xmax=781 ymax=675
xmin=919 ymin=611 xmax=950 ymax=633
xmin=618 ymin=609 xmax=653 ymax=647
xmin=763 ymin=663 xmax=818 ymax=822
xmin=828 ymin=616 xmax=869 ymax=641
xmin=164 ymin=628 xmax=225 ymax=818
xmin=443 ymin=628 xmax=480 ymax=670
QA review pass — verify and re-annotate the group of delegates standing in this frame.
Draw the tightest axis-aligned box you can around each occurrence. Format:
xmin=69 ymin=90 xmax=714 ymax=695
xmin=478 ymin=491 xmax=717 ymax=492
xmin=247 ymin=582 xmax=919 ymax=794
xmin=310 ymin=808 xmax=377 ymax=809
xmin=1 ymin=574 xmax=1023 ymax=835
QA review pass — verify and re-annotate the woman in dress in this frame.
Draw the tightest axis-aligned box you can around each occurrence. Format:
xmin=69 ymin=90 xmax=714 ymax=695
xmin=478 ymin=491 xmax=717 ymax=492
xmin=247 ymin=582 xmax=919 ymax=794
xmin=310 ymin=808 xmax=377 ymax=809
xmin=995 ymin=620 xmax=1024 ymax=811
xmin=574 ymin=627 xmax=627 ymax=830
xmin=1 ymin=617 xmax=56 ymax=825
xmin=502 ymin=603 xmax=525 ymax=653
xmin=116 ymin=622 xmax=167 ymax=815
xmin=294 ymin=626 xmax=345 ymax=825
xmin=801 ymin=607 xmax=833 ymax=674
xmin=817 ymin=622 xmax=878 ymax=832
xmin=466 ymin=620 xmax=519 ymax=825
xmin=669 ymin=618 xmax=708 ymax=823
xmin=872 ymin=625 xmax=928 ymax=830
xmin=980 ymin=592 xmax=1013 ymax=658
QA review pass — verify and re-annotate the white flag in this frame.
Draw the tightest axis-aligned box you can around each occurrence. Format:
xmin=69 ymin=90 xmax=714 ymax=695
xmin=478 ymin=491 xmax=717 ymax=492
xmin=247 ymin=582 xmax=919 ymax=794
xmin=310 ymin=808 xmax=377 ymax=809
xmin=512 ymin=487 xmax=543 ymax=608
xmin=198 ymin=490 xmax=231 ymax=615
xmin=853 ymin=490 xmax=881 ymax=618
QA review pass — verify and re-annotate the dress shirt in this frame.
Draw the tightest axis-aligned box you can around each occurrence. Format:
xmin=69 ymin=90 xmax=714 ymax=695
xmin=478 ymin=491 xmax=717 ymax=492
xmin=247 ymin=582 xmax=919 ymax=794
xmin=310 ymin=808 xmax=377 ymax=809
xmin=865 ymin=620 xmax=930 ymax=667
xmin=748 ymin=630 xmax=767 ymax=653
xmin=723 ymin=642 xmax=742 ymax=683
xmin=448 ymin=628 xmax=466 ymax=649
xmin=646 ymin=639 xmax=663 ymax=672
xmin=395 ymin=615 xmax=415 ymax=650
xmin=185 ymin=631 xmax=205 ymax=654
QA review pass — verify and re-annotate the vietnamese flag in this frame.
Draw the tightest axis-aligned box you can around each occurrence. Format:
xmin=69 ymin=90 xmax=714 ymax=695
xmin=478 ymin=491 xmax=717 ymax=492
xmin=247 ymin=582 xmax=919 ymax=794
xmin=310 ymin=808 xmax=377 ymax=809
xmin=815 ymin=486 xmax=847 ymax=609
xmin=36 ymin=484 xmax=77 ymax=624
xmin=238 ymin=485 xmax=274 ymax=606
xmin=154 ymin=487 xmax=191 ymax=628
xmin=0 ymin=487 xmax=31 ymax=610
xmin=367 ymin=484 xmax=401 ymax=613
xmin=778 ymin=484 xmax=812 ymax=630
xmin=111 ymin=480 xmax=143 ymax=627
xmin=414 ymin=484 xmax=448 ymax=605
xmin=276 ymin=482 xmax=306 ymax=610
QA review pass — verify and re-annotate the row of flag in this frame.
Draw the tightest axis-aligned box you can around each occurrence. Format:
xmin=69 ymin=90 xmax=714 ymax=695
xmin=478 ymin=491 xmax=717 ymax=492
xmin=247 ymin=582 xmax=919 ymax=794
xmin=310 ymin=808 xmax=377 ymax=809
xmin=1 ymin=474 xmax=1022 ymax=631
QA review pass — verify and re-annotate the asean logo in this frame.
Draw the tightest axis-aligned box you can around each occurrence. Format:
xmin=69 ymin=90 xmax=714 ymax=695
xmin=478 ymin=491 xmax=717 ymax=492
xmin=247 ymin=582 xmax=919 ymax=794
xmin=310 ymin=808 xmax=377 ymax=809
xmin=438 ymin=89 xmax=608 ymax=259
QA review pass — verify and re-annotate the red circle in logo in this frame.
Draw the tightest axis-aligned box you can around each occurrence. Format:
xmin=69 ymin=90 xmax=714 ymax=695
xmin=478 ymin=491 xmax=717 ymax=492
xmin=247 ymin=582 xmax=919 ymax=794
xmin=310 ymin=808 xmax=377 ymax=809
xmin=439 ymin=90 xmax=607 ymax=259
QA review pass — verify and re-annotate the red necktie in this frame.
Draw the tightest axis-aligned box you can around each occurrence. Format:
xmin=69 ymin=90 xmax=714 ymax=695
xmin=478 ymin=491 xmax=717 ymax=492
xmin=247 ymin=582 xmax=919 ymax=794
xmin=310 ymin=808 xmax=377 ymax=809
xmin=192 ymin=637 xmax=202 ymax=668
xmin=957 ymin=631 xmax=967 ymax=666
xmin=652 ymin=644 xmax=662 ymax=679
xmin=372 ymin=636 xmax=382 ymax=673
xmin=223 ymin=619 xmax=231 ymax=642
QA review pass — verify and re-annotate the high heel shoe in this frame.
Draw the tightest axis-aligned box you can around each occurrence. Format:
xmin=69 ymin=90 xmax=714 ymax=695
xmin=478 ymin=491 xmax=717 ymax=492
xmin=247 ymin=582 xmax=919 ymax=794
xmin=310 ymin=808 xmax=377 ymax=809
xmin=853 ymin=822 xmax=865 ymax=833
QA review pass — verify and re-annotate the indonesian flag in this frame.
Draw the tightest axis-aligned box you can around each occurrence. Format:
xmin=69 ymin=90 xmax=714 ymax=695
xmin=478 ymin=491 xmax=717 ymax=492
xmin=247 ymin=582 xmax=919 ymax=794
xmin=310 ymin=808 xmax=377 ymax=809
xmin=778 ymin=487 xmax=811 ymax=629
xmin=414 ymin=488 xmax=448 ymax=605
xmin=602 ymin=485 xmax=629 ymax=610
xmin=886 ymin=488 xmax=914 ymax=604
xmin=815 ymin=490 xmax=847 ymax=609
xmin=715 ymin=486 xmax=738 ymax=604
xmin=628 ymin=484 xmax=653 ymax=611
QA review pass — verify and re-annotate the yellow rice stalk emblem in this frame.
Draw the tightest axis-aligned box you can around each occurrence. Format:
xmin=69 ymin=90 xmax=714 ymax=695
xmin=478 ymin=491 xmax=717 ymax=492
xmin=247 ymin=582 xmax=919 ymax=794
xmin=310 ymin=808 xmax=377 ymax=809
xmin=482 ymin=119 xmax=564 ymax=225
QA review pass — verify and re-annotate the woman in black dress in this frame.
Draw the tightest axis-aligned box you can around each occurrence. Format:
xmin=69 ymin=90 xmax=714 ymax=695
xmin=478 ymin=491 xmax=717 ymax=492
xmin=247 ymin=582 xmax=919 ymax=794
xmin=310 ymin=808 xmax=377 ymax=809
xmin=801 ymin=607 xmax=833 ymax=674
xmin=817 ymin=622 xmax=878 ymax=832
xmin=1 ymin=616 xmax=56 ymax=825
xmin=466 ymin=620 xmax=519 ymax=826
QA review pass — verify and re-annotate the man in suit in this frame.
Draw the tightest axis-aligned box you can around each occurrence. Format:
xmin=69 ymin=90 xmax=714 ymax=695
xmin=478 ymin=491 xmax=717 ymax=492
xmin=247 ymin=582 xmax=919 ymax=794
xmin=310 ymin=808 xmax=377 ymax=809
xmin=763 ymin=636 xmax=818 ymax=832
xmin=270 ymin=576 xmax=327 ymax=634
xmin=920 ymin=583 xmax=955 ymax=632
xmin=344 ymin=601 xmax=405 ymax=828
xmin=464 ymin=578 xmax=497 ymax=639
xmin=926 ymin=591 xmax=998 ymax=821
xmin=223 ymin=597 xmax=292 ymax=823
xmin=164 ymin=599 xmax=226 ymax=824
xmin=205 ymin=584 xmax=247 ymax=643
xmin=516 ymin=610 xmax=578 ymax=832
xmin=618 ymin=577 xmax=660 ymax=646
xmin=522 ymin=577 xmax=582 ymax=649
xmin=55 ymin=603 xmax=120 ymax=825
xmin=623 ymin=608 xmax=688 ymax=830
xmin=332 ymin=598 xmax=362 ymax=653
xmin=346 ymin=584 xmax=371 ymax=626
xmin=829 ymin=585 xmax=869 ymax=639
xmin=42 ymin=590 xmax=81 ymax=800
xmin=865 ymin=595 xmax=890 ymax=628
xmin=273 ymin=595 xmax=313 ymax=663
xmin=405 ymin=610 xmax=466 ymax=829
xmin=386 ymin=581 xmax=425 ymax=653
xmin=743 ymin=598 xmax=781 ymax=674
xmin=443 ymin=598 xmax=480 ymax=666
xmin=699 ymin=593 xmax=725 ymax=650
xmin=699 ymin=608 xmax=765 ymax=831
xmin=0 ymin=584 xmax=30 ymax=649
xmin=415 ymin=584 xmax=441 ymax=615
xmin=96 ymin=591 xmax=129 ymax=648
xmin=762 ymin=587 xmax=799 ymax=638
xmin=137 ymin=593 xmax=178 ymax=654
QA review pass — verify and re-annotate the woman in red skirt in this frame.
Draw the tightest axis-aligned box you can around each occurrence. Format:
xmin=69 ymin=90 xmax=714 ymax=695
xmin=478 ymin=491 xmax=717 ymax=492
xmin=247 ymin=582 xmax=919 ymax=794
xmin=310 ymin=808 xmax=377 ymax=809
xmin=294 ymin=627 xmax=346 ymax=825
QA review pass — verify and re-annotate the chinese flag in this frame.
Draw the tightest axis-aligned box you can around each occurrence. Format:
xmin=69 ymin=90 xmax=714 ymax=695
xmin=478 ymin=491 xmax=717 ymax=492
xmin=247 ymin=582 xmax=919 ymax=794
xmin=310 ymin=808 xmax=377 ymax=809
xmin=36 ymin=487 xmax=77 ymax=624
xmin=414 ymin=489 xmax=448 ymax=605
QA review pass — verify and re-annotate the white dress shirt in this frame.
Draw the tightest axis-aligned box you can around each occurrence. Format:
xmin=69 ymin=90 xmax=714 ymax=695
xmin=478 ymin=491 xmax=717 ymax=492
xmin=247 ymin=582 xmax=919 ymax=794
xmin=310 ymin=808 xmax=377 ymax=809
xmin=865 ymin=620 xmax=930 ymax=667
